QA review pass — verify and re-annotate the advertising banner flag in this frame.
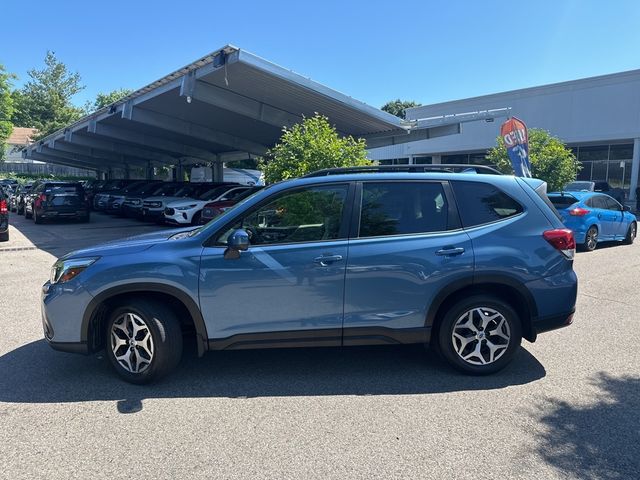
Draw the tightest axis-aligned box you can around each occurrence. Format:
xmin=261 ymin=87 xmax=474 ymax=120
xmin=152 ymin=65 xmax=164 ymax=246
xmin=501 ymin=117 xmax=532 ymax=177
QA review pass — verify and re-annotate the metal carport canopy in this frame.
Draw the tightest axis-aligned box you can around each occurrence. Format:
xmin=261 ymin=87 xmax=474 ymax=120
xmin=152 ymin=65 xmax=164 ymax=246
xmin=24 ymin=45 xmax=413 ymax=177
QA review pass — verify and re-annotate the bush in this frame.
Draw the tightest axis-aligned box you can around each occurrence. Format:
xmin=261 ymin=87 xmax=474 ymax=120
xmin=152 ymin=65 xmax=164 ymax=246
xmin=260 ymin=114 xmax=370 ymax=184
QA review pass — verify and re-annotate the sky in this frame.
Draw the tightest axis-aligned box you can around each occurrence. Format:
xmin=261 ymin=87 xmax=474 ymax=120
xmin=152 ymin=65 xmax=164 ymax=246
xmin=2 ymin=0 xmax=640 ymax=110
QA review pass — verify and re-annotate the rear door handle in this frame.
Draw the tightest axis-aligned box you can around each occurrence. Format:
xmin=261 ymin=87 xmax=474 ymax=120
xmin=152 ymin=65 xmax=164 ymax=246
xmin=435 ymin=247 xmax=465 ymax=256
xmin=313 ymin=254 xmax=344 ymax=266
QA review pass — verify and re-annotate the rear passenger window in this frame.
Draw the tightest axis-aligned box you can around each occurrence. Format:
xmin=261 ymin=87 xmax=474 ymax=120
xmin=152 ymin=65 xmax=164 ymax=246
xmin=451 ymin=181 xmax=522 ymax=227
xmin=359 ymin=182 xmax=449 ymax=237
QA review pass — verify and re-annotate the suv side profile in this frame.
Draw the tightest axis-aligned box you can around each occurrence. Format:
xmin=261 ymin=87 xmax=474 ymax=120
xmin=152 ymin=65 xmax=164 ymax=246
xmin=41 ymin=167 xmax=578 ymax=383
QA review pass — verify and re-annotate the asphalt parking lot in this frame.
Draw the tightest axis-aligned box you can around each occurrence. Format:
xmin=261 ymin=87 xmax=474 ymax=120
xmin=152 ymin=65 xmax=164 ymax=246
xmin=1 ymin=213 xmax=639 ymax=480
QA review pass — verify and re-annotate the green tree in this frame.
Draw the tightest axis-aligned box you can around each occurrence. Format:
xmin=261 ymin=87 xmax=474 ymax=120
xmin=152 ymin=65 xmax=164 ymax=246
xmin=486 ymin=128 xmax=580 ymax=191
xmin=381 ymin=99 xmax=422 ymax=119
xmin=260 ymin=114 xmax=370 ymax=183
xmin=11 ymin=51 xmax=85 ymax=138
xmin=87 ymin=88 xmax=133 ymax=112
xmin=0 ymin=64 xmax=15 ymax=162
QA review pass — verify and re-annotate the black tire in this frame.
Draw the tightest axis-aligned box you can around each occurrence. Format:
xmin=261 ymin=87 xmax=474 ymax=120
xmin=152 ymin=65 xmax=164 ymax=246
xmin=624 ymin=222 xmax=637 ymax=245
xmin=0 ymin=230 xmax=8 ymax=242
xmin=580 ymin=225 xmax=598 ymax=252
xmin=25 ymin=204 xmax=33 ymax=219
xmin=79 ymin=214 xmax=90 ymax=223
xmin=105 ymin=299 xmax=183 ymax=384
xmin=437 ymin=295 xmax=522 ymax=375
xmin=191 ymin=211 xmax=201 ymax=226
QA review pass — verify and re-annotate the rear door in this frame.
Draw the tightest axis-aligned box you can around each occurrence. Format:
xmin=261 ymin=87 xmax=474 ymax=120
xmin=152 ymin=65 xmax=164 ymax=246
xmin=343 ymin=181 xmax=473 ymax=343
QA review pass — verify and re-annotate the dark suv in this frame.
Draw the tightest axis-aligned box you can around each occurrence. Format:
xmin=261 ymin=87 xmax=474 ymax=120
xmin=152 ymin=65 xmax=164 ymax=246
xmin=26 ymin=182 xmax=90 ymax=223
xmin=42 ymin=166 xmax=578 ymax=383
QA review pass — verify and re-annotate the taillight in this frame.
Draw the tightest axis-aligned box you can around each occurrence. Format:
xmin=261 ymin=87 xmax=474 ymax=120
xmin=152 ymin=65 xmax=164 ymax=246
xmin=0 ymin=200 xmax=7 ymax=214
xmin=569 ymin=207 xmax=590 ymax=216
xmin=39 ymin=194 xmax=47 ymax=202
xmin=543 ymin=229 xmax=576 ymax=259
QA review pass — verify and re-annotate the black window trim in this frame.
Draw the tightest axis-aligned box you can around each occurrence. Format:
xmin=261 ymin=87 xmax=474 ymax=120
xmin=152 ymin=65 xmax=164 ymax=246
xmin=204 ymin=181 xmax=356 ymax=248
xmin=449 ymin=180 xmax=526 ymax=230
xmin=350 ymin=179 xmax=462 ymax=240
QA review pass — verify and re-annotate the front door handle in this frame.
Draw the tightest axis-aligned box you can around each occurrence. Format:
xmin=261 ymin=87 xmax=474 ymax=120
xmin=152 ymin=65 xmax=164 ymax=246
xmin=435 ymin=247 xmax=465 ymax=256
xmin=313 ymin=254 xmax=344 ymax=266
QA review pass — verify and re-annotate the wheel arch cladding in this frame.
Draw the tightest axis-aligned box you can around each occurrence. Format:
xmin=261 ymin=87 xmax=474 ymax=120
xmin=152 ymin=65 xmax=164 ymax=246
xmin=81 ymin=283 xmax=209 ymax=356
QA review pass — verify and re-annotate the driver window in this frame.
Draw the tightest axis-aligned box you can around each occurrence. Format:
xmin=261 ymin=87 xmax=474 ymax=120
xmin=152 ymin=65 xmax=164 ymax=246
xmin=218 ymin=184 xmax=349 ymax=246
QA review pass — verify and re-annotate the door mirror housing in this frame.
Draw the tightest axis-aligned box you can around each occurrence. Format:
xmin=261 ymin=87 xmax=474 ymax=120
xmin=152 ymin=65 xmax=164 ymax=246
xmin=224 ymin=229 xmax=250 ymax=260
xmin=623 ymin=205 xmax=631 ymax=212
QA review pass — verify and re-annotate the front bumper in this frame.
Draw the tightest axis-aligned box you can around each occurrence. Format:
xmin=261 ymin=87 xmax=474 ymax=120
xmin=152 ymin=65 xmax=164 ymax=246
xmin=141 ymin=208 xmax=165 ymax=221
xmin=164 ymin=210 xmax=193 ymax=224
xmin=122 ymin=203 xmax=143 ymax=218
xmin=41 ymin=280 xmax=94 ymax=354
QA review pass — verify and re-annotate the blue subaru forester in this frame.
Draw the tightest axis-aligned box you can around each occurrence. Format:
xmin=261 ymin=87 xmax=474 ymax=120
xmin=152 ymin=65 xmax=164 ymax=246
xmin=42 ymin=166 xmax=578 ymax=383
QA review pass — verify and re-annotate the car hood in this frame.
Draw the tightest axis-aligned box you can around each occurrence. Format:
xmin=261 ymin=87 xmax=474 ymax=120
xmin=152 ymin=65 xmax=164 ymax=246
xmin=166 ymin=198 xmax=206 ymax=209
xmin=144 ymin=195 xmax=193 ymax=204
xmin=62 ymin=226 xmax=196 ymax=260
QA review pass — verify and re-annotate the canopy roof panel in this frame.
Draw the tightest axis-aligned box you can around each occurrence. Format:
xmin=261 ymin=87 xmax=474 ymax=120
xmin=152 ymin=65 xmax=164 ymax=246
xmin=25 ymin=45 xmax=407 ymax=172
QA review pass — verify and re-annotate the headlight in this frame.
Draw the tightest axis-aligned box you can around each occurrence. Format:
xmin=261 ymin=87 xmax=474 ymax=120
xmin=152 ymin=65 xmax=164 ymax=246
xmin=176 ymin=205 xmax=197 ymax=210
xmin=50 ymin=257 xmax=99 ymax=284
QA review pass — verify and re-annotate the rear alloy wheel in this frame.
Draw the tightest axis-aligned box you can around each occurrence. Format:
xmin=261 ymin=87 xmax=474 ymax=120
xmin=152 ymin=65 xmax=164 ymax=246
xmin=438 ymin=295 xmax=522 ymax=375
xmin=106 ymin=300 xmax=183 ymax=384
xmin=583 ymin=226 xmax=598 ymax=251
xmin=624 ymin=222 xmax=636 ymax=245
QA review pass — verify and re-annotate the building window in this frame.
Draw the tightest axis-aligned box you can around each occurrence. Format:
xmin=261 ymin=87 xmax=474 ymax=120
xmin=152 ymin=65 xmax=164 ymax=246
xmin=609 ymin=144 xmax=633 ymax=160
xmin=414 ymin=156 xmax=432 ymax=164
xmin=378 ymin=158 xmax=409 ymax=165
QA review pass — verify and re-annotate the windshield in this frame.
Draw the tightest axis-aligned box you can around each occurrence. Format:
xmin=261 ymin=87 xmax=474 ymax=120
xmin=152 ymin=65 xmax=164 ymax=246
xmin=197 ymin=186 xmax=232 ymax=201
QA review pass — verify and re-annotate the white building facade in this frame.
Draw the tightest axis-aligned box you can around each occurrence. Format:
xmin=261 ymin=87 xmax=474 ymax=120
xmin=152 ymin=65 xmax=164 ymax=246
xmin=368 ymin=69 xmax=640 ymax=201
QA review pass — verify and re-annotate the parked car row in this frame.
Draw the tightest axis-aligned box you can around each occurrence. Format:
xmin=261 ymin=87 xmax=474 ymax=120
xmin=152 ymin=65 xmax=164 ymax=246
xmin=5 ymin=180 xmax=90 ymax=224
xmin=90 ymin=179 xmax=264 ymax=225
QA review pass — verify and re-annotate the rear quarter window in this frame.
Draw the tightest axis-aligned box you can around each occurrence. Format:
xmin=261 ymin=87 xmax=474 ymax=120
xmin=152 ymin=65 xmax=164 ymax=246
xmin=451 ymin=181 xmax=523 ymax=227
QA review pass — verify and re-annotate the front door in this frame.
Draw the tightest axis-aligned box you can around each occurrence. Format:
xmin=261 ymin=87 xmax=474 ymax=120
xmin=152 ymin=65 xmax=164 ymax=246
xmin=343 ymin=181 xmax=474 ymax=343
xmin=199 ymin=183 xmax=352 ymax=346
xmin=601 ymin=195 xmax=625 ymax=238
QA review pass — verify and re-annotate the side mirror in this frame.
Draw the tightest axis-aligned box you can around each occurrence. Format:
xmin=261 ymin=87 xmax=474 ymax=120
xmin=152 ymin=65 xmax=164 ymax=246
xmin=224 ymin=229 xmax=250 ymax=260
xmin=623 ymin=205 xmax=631 ymax=212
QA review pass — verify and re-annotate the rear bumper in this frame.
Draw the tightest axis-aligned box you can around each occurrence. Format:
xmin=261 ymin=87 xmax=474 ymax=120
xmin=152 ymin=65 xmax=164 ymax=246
xmin=39 ymin=208 xmax=88 ymax=219
xmin=533 ymin=309 xmax=575 ymax=335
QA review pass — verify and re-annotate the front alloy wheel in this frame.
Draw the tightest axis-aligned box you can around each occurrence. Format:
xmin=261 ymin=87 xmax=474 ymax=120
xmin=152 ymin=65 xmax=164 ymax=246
xmin=111 ymin=313 xmax=155 ymax=374
xmin=105 ymin=300 xmax=183 ymax=384
xmin=624 ymin=222 xmax=636 ymax=245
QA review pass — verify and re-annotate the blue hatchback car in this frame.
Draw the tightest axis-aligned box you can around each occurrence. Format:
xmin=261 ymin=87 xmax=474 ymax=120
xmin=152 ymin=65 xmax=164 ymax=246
xmin=42 ymin=166 xmax=578 ymax=383
xmin=548 ymin=191 xmax=637 ymax=251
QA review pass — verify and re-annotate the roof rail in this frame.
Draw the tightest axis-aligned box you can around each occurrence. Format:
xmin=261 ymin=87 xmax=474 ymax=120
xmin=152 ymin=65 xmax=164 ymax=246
xmin=304 ymin=164 xmax=503 ymax=177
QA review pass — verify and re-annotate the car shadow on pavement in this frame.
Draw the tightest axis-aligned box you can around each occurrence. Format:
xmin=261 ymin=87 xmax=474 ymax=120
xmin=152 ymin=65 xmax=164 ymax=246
xmin=0 ymin=340 xmax=545 ymax=408
xmin=535 ymin=373 xmax=640 ymax=479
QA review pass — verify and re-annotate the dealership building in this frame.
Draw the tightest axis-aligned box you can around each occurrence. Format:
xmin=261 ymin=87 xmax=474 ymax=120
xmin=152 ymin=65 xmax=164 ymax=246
xmin=368 ymin=69 xmax=640 ymax=201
